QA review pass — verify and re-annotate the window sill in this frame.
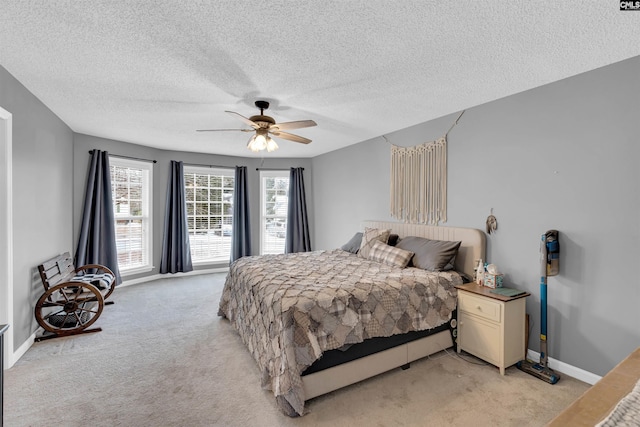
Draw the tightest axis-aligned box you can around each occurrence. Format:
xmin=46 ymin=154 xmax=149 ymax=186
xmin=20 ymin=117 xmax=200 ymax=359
xmin=120 ymin=265 xmax=155 ymax=277
xmin=192 ymin=260 xmax=229 ymax=267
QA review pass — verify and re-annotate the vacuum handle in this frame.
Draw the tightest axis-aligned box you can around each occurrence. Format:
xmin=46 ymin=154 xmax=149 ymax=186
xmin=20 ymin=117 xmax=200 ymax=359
xmin=540 ymin=234 xmax=548 ymax=277
xmin=541 ymin=230 xmax=560 ymax=277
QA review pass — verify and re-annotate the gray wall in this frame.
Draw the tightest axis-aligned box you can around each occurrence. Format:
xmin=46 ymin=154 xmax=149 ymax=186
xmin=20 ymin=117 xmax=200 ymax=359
xmin=0 ymin=66 xmax=74 ymax=349
xmin=73 ymin=134 xmax=313 ymax=280
xmin=312 ymin=56 xmax=640 ymax=377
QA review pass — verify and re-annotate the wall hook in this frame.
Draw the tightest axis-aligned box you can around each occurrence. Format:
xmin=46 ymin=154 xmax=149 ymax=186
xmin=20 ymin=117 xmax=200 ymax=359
xmin=486 ymin=208 xmax=498 ymax=234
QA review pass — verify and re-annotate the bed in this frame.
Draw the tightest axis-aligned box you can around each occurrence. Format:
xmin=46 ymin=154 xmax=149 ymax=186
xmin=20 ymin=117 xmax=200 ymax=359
xmin=218 ymin=220 xmax=485 ymax=416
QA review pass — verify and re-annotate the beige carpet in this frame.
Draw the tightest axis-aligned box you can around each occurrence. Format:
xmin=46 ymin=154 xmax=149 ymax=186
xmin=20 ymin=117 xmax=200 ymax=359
xmin=4 ymin=273 xmax=589 ymax=426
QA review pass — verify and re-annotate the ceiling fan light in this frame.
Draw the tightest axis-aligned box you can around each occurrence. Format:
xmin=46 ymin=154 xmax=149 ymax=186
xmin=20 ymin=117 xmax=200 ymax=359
xmin=254 ymin=133 xmax=267 ymax=150
xmin=247 ymin=135 xmax=260 ymax=152
xmin=266 ymin=138 xmax=279 ymax=152
xmin=246 ymin=128 xmax=277 ymax=152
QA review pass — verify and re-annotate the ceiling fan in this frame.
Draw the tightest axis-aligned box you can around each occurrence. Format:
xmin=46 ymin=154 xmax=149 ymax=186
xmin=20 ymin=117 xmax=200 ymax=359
xmin=197 ymin=100 xmax=317 ymax=152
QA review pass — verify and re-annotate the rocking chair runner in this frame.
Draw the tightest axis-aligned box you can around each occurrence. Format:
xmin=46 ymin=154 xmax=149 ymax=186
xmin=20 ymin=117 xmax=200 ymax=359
xmin=35 ymin=252 xmax=116 ymax=341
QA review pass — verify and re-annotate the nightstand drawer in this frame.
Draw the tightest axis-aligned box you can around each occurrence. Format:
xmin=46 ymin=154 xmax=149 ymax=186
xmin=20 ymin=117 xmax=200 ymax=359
xmin=458 ymin=292 xmax=501 ymax=323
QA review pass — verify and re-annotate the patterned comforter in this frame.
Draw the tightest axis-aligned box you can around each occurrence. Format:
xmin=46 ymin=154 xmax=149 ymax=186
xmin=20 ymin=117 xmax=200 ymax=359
xmin=217 ymin=249 xmax=462 ymax=416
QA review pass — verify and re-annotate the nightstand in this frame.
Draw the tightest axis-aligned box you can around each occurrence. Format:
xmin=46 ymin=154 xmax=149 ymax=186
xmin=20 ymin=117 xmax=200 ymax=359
xmin=455 ymin=283 xmax=529 ymax=375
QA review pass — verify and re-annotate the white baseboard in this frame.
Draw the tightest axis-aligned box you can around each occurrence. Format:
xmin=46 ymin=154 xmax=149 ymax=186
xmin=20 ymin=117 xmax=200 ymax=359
xmin=526 ymin=349 xmax=602 ymax=385
xmin=119 ymin=267 xmax=229 ymax=288
xmin=6 ymin=329 xmax=38 ymax=369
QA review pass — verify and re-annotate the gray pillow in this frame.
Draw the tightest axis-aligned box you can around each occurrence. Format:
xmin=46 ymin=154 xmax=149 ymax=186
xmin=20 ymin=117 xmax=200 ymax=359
xmin=395 ymin=236 xmax=461 ymax=271
xmin=340 ymin=232 xmax=362 ymax=254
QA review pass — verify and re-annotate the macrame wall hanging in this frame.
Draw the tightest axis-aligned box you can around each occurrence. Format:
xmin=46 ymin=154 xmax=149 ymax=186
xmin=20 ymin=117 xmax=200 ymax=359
xmin=389 ymin=110 xmax=465 ymax=225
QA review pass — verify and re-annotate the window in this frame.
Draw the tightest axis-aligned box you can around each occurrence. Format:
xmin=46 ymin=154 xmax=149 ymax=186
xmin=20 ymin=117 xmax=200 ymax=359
xmin=260 ymin=170 xmax=289 ymax=255
xmin=184 ymin=166 xmax=234 ymax=263
xmin=110 ymin=157 xmax=153 ymax=274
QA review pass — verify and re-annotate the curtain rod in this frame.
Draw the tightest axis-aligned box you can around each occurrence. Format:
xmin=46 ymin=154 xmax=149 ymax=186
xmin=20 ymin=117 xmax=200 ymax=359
xmin=89 ymin=150 xmax=157 ymax=164
xmin=183 ymin=162 xmax=236 ymax=169
xmin=256 ymin=167 xmax=303 ymax=171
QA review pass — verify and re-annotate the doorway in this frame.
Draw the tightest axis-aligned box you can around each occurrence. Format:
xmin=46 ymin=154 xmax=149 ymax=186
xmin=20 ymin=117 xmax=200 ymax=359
xmin=0 ymin=106 xmax=14 ymax=369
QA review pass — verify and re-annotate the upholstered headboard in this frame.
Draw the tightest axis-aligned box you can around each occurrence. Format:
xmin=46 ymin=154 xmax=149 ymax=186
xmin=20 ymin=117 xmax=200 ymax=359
xmin=362 ymin=221 xmax=486 ymax=278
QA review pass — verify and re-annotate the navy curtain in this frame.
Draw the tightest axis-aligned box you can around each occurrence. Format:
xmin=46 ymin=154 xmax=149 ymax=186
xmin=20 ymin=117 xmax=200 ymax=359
xmin=160 ymin=161 xmax=193 ymax=274
xmin=286 ymin=167 xmax=312 ymax=253
xmin=231 ymin=166 xmax=251 ymax=263
xmin=75 ymin=150 xmax=122 ymax=284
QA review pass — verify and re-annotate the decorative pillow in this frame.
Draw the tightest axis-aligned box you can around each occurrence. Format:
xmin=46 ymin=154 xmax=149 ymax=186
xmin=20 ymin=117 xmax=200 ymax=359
xmin=340 ymin=232 xmax=363 ymax=254
xmin=387 ymin=234 xmax=400 ymax=247
xmin=396 ymin=236 xmax=461 ymax=271
xmin=358 ymin=227 xmax=391 ymax=259
xmin=368 ymin=240 xmax=414 ymax=268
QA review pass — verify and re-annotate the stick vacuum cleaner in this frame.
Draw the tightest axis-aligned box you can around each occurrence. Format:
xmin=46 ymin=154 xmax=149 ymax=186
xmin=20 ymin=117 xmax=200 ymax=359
xmin=516 ymin=230 xmax=561 ymax=384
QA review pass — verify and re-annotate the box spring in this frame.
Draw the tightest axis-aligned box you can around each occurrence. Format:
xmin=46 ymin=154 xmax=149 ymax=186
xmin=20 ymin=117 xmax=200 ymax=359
xmin=302 ymin=317 xmax=454 ymax=376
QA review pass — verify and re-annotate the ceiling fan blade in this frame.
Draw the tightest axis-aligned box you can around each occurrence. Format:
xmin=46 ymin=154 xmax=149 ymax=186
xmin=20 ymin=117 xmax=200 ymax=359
xmin=196 ymin=128 xmax=253 ymax=132
xmin=226 ymin=111 xmax=260 ymax=129
xmin=270 ymin=131 xmax=312 ymax=144
xmin=269 ymin=120 xmax=317 ymax=131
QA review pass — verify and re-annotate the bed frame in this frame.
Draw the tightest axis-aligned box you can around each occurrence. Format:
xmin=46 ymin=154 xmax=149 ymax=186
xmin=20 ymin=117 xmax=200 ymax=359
xmin=302 ymin=220 xmax=486 ymax=400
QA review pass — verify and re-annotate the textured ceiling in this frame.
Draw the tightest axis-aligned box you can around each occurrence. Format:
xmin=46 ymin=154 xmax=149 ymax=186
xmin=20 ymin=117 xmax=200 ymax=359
xmin=1 ymin=1 xmax=639 ymax=158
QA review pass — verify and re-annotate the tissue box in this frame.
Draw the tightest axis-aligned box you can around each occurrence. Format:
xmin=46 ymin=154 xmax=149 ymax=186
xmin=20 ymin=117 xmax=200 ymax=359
xmin=484 ymin=273 xmax=504 ymax=288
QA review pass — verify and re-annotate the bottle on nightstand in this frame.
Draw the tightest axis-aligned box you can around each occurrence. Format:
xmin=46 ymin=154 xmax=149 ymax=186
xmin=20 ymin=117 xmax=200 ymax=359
xmin=476 ymin=259 xmax=484 ymax=285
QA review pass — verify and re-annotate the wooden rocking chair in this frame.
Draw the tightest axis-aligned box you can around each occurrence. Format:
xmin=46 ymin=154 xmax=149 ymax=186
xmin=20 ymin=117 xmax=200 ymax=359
xmin=35 ymin=252 xmax=116 ymax=341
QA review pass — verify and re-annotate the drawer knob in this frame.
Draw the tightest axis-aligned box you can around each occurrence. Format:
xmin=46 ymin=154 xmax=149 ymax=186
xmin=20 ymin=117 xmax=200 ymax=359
xmin=476 ymin=305 xmax=482 ymax=310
